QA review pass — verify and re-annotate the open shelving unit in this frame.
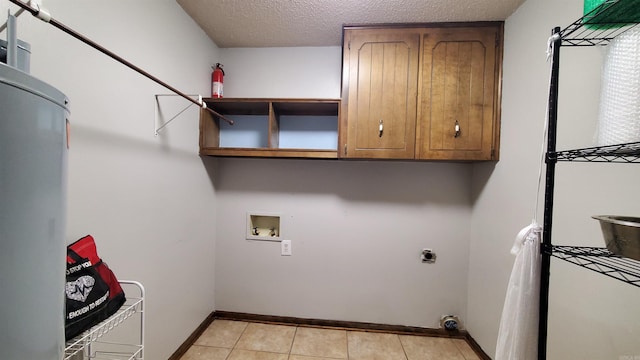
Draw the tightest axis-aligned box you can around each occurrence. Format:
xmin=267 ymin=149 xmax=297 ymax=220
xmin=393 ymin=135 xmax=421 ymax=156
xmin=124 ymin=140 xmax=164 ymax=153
xmin=64 ymin=281 xmax=145 ymax=360
xmin=538 ymin=1 xmax=640 ymax=359
xmin=199 ymin=98 xmax=340 ymax=158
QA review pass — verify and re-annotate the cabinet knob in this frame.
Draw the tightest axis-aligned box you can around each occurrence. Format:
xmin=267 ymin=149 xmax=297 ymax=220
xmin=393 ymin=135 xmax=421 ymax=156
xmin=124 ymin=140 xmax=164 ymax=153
xmin=379 ymin=119 xmax=384 ymax=137
xmin=454 ymin=120 xmax=461 ymax=138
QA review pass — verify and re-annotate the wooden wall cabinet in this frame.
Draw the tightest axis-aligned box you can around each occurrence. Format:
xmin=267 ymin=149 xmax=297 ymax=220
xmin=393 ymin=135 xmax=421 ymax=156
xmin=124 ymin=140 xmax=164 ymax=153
xmin=417 ymin=26 xmax=501 ymax=161
xmin=341 ymin=23 xmax=503 ymax=161
xmin=199 ymin=98 xmax=340 ymax=158
xmin=341 ymin=29 xmax=420 ymax=159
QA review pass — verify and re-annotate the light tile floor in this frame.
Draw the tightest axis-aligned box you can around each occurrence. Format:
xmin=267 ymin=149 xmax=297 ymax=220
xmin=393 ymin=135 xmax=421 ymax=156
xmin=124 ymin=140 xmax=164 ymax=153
xmin=180 ymin=320 xmax=482 ymax=360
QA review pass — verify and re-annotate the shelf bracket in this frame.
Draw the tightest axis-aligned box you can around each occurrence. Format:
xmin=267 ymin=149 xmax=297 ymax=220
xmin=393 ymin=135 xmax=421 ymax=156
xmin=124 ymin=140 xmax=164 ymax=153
xmin=154 ymin=94 xmax=199 ymax=136
xmin=154 ymin=94 xmax=234 ymax=136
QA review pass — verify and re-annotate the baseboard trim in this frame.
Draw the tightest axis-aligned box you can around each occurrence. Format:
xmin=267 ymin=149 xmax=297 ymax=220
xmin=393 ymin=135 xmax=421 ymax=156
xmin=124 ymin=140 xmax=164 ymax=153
xmin=168 ymin=310 xmax=491 ymax=360
xmin=167 ymin=312 xmax=215 ymax=360
xmin=464 ymin=332 xmax=492 ymax=360
xmin=214 ymin=310 xmax=464 ymax=338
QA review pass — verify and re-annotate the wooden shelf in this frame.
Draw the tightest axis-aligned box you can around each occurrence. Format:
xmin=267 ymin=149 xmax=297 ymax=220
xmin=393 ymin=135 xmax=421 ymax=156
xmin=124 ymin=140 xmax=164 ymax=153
xmin=199 ymin=147 xmax=338 ymax=159
xmin=200 ymin=98 xmax=340 ymax=158
xmin=206 ymin=100 xmax=270 ymax=115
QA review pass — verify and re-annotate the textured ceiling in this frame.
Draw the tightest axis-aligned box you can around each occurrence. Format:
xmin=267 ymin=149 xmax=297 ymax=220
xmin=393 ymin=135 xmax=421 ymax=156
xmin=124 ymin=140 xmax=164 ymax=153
xmin=176 ymin=0 xmax=524 ymax=48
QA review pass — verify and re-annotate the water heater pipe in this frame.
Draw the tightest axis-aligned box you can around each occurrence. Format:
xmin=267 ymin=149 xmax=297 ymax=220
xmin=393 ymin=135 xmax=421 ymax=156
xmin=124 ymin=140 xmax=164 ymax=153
xmin=7 ymin=0 xmax=234 ymax=125
xmin=0 ymin=8 xmax=25 ymax=33
xmin=6 ymin=13 xmax=17 ymax=68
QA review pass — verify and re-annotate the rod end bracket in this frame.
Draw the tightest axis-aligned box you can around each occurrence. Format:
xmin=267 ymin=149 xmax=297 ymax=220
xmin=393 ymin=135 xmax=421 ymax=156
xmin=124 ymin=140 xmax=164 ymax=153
xmin=30 ymin=1 xmax=51 ymax=22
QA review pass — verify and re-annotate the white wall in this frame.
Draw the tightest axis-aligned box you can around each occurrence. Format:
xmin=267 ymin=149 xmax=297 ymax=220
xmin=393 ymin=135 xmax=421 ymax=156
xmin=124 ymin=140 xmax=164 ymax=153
xmin=469 ymin=0 xmax=640 ymax=358
xmin=2 ymin=1 xmax=220 ymax=358
xmin=221 ymin=47 xmax=343 ymax=99
xmin=214 ymin=47 xmax=474 ymax=329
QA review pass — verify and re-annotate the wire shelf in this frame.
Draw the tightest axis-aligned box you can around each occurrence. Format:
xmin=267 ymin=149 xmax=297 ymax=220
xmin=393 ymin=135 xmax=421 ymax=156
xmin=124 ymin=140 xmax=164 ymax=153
xmin=64 ymin=281 xmax=144 ymax=360
xmin=549 ymin=142 xmax=640 ymax=163
xmin=89 ymin=343 xmax=144 ymax=360
xmin=551 ymin=245 xmax=640 ymax=287
xmin=560 ymin=0 xmax=640 ymax=46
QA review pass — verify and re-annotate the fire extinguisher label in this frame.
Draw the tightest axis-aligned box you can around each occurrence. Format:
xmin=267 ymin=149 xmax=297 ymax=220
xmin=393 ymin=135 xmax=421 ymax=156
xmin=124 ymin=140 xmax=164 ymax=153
xmin=212 ymin=82 xmax=223 ymax=98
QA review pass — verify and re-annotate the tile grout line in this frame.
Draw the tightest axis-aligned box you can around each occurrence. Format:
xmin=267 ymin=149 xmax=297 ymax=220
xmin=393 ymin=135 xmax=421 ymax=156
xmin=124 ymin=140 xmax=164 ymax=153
xmin=457 ymin=341 xmax=469 ymax=360
xmin=230 ymin=320 xmax=301 ymax=359
xmin=397 ymin=333 xmax=410 ymax=360
xmin=346 ymin=330 xmax=351 ymax=360
xmin=446 ymin=337 xmax=466 ymax=360
xmin=288 ymin=325 xmax=299 ymax=358
xmin=453 ymin=338 xmax=476 ymax=360
xmin=227 ymin=320 xmax=250 ymax=360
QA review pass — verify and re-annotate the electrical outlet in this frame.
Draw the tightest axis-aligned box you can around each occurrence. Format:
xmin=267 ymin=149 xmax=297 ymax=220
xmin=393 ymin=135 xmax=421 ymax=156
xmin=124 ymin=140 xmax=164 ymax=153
xmin=281 ymin=240 xmax=292 ymax=256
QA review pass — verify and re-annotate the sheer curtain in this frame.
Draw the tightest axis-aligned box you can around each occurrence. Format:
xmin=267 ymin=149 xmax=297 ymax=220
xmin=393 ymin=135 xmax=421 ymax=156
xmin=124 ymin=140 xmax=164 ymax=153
xmin=495 ymin=222 xmax=542 ymax=360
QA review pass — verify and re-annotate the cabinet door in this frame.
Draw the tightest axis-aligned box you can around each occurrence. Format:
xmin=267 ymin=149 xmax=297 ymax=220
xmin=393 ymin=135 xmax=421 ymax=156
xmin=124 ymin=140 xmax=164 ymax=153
xmin=342 ymin=29 xmax=420 ymax=159
xmin=417 ymin=26 xmax=501 ymax=161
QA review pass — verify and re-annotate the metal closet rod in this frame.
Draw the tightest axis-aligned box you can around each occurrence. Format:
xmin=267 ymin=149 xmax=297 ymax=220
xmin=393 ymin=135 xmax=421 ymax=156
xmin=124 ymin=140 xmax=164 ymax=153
xmin=7 ymin=0 xmax=234 ymax=125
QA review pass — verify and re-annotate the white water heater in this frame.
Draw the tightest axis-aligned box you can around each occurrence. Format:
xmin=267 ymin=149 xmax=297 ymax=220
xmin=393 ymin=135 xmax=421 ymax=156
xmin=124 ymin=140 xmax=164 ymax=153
xmin=0 ymin=61 xmax=69 ymax=359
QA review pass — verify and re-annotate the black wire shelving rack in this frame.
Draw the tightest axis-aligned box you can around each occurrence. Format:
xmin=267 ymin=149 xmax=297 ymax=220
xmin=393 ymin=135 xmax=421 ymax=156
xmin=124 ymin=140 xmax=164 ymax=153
xmin=550 ymin=246 xmax=640 ymax=286
xmin=550 ymin=141 xmax=640 ymax=162
xmin=538 ymin=1 xmax=640 ymax=359
xmin=560 ymin=0 xmax=640 ymax=46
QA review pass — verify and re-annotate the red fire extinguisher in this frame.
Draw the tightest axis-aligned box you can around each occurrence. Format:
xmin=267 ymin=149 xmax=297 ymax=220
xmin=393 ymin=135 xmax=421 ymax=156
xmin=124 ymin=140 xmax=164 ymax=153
xmin=211 ymin=63 xmax=224 ymax=98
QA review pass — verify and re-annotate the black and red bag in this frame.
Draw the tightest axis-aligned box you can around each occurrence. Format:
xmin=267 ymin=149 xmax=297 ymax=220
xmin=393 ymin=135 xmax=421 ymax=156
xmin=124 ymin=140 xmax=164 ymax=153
xmin=65 ymin=235 xmax=126 ymax=340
